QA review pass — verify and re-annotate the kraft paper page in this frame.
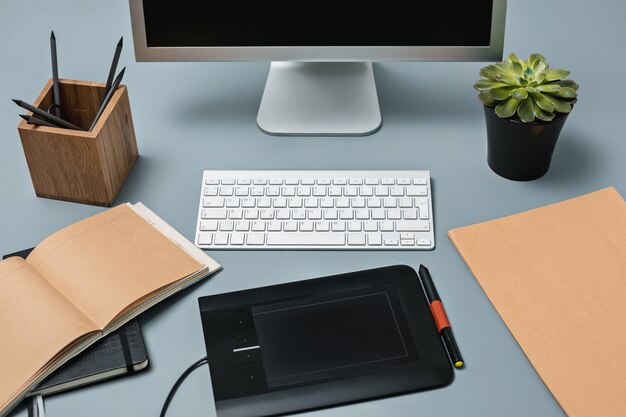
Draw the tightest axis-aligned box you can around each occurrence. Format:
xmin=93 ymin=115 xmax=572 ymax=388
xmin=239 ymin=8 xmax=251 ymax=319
xmin=0 ymin=257 xmax=97 ymax=410
xmin=26 ymin=204 xmax=202 ymax=329
xmin=448 ymin=187 xmax=626 ymax=417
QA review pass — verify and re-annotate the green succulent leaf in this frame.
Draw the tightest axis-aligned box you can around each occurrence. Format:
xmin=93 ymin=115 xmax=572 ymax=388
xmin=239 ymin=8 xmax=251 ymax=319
xmin=478 ymin=92 xmax=499 ymax=107
xmin=474 ymin=80 xmax=511 ymax=91
xmin=517 ymin=97 xmax=536 ymax=123
xmin=551 ymin=86 xmax=577 ymax=99
xmin=511 ymin=88 xmax=528 ymax=100
xmin=487 ymin=86 xmax=518 ymax=100
xmin=508 ymin=52 xmax=524 ymax=66
xmin=534 ymin=105 xmax=555 ymax=122
xmin=536 ymin=84 xmax=561 ymax=93
xmin=494 ymin=97 xmax=521 ymax=118
xmin=530 ymin=92 xmax=556 ymax=112
xmin=481 ymin=64 xmax=519 ymax=84
xmin=527 ymin=53 xmax=545 ymax=68
xmin=544 ymin=68 xmax=570 ymax=81
xmin=526 ymin=87 xmax=540 ymax=94
xmin=548 ymin=79 xmax=580 ymax=91
xmin=543 ymin=94 xmax=572 ymax=113
xmin=522 ymin=67 xmax=535 ymax=80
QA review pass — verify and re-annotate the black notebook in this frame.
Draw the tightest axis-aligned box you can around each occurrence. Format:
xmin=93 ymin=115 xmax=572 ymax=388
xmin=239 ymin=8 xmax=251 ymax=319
xmin=3 ymin=249 xmax=149 ymax=396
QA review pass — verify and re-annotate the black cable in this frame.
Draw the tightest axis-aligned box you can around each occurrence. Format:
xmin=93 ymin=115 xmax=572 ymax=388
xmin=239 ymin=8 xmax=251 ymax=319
xmin=160 ymin=356 xmax=209 ymax=417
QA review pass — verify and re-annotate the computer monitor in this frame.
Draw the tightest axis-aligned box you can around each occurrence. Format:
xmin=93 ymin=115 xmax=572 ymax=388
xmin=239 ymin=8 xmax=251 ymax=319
xmin=129 ymin=0 xmax=506 ymax=136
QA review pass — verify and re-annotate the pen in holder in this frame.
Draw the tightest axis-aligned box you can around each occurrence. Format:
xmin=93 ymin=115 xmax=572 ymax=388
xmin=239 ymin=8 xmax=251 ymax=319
xmin=17 ymin=78 xmax=138 ymax=206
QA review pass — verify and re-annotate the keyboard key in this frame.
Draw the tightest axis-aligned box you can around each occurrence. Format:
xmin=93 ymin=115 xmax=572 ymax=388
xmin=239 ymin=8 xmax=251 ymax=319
xmin=336 ymin=198 xmax=350 ymax=208
xmin=368 ymin=233 xmax=382 ymax=245
xmin=260 ymin=209 xmax=274 ymax=219
xmin=301 ymin=178 xmax=315 ymax=185
xmin=242 ymin=198 xmax=256 ymax=208
xmin=351 ymin=197 xmax=366 ymax=208
xmin=220 ymin=186 xmax=234 ymax=196
xmin=371 ymin=209 xmax=385 ymax=220
xmin=202 ymin=209 xmax=227 ymax=219
xmin=396 ymin=220 xmax=430 ymax=232
xmin=403 ymin=209 xmax=418 ymax=220
xmin=390 ymin=186 xmax=404 ymax=197
xmin=359 ymin=186 xmax=373 ymax=196
xmin=375 ymin=186 xmax=389 ymax=196
xmin=204 ymin=178 xmax=219 ymax=185
xmin=387 ymin=209 xmax=401 ymax=220
xmin=269 ymin=178 xmax=282 ymax=185
xmin=344 ymin=186 xmax=358 ymax=196
xmin=267 ymin=233 xmax=345 ymax=246
xmin=257 ymin=197 xmax=272 ymax=208
xmin=214 ymin=233 xmax=229 ymax=245
xmin=324 ymin=209 xmax=338 ymax=220
xmin=333 ymin=179 xmax=347 ymax=185
xmin=282 ymin=186 xmax=296 ymax=196
xmin=283 ymin=221 xmax=298 ymax=231
xmin=229 ymin=209 xmax=243 ymax=219
xmin=230 ymin=233 xmax=245 ymax=245
xmin=200 ymin=221 xmax=218 ymax=231
xmin=288 ymin=197 xmax=303 ymax=207
xmin=267 ymin=221 xmax=281 ymax=231
xmin=244 ymin=209 xmax=258 ymax=219
xmin=383 ymin=198 xmax=397 ymax=208
xmin=292 ymin=209 xmax=306 ymax=220
xmin=251 ymin=186 xmax=265 ymax=196
xmin=401 ymin=239 xmax=415 ymax=246
xmin=367 ymin=197 xmax=382 ymax=208
xmin=349 ymin=178 xmax=363 ymax=185
xmin=297 ymin=186 xmax=311 ymax=196
xmin=331 ymin=220 xmax=346 ymax=231
xmin=355 ymin=209 xmax=369 ymax=220
xmin=308 ymin=209 xmax=322 ymax=220
xmin=266 ymin=186 xmax=280 ymax=196
xmin=285 ymin=178 xmax=299 ymax=185
xmin=381 ymin=178 xmax=394 ymax=185
xmin=198 ymin=232 xmax=212 ymax=245
xmin=273 ymin=197 xmax=287 ymax=208
xmin=253 ymin=179 xmax=267 ymax=185
xmin=364 ymin=221 xmax=377 ymax=231
xmin=235 ymin=186 xmax=249 ymax=196
xmin=348 ymin=234 xmax=366 ymax=245
xmin=380 ymin=221 xmax=394 ymax=232
xmin=365 ymin=178 xmax=379 ymax=185
xmin=226 ymin=197 xmax=240 ymax=208
xmin=315 ymin=221 xmax=330 ymax=231
xmin=328 ymin=186 xmax=342 ymax=196
xmin=304 ymin=197 xmax=318 ymax=208
xmin=299 ymin=220 xmax=314 ymax=231
xmin=313 ymin=186 xmax=327 ymax=196
xmin=246 ymin=233 xmax=265 ymax=245
xmin=417 ymin=238 xmax=432 ymax=246
xmin=219 ymin=221 xmax=234 ymax=231
xmin=399 ymin=197 xmax=413 ymax=208
xmin=384 ymin=238 xmax=399 ymax=246
xmin=204 ymin=186 xmax=218 ymax=196
xmin=235 ymin=221 xmax=250 ymax=231
xmin=221 ymin=179 xmax=236 ymax=185
xmin=339 ymin=209 xmax=353 ymax=220
xmin=251 ymin=221 xmax=266 ymax=231
xmin=276 ymin=209 xmax=290 ymax=220
xmin=397 ymin=178 xmax=411 ymax=185
xmin=418 ymin=203 xmax=430 ymax=220
xmin=348 ymin=221 xmax=362 ymax=232
xmin=317 ymin=178 xmax=331 ymax=185
xmin=203 ymin=197 xmax=224 ymax=207
xmin=320 ymin=198 xmax=334 ymax=208
xmin=406 ymin=186 xmax=428 ymax=196
xmin=413 ymin=178 xmax=428 ymax=185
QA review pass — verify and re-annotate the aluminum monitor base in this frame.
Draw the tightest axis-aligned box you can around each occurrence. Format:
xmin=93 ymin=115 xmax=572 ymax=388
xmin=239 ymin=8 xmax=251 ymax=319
xmin=257 ymin=62 xmax=382 ymax=136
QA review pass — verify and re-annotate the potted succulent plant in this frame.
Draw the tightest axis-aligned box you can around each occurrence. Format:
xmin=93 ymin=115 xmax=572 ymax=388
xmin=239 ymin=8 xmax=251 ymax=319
xmin=474 ymin=53 xmax=579 ymax=181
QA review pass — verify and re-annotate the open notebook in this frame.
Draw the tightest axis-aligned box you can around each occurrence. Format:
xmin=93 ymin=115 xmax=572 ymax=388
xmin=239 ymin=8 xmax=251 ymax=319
xmin=0 ymin=203 xmax=220 ymax=417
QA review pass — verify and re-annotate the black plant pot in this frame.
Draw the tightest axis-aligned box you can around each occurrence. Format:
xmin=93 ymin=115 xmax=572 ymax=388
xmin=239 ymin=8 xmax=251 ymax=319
xmin=484 ymin=106 xmax=569 ymax=181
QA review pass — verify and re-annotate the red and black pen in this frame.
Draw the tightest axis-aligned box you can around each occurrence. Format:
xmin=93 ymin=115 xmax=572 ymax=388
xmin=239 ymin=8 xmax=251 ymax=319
xmin=418 ymin=264 xmax=464 ymax=368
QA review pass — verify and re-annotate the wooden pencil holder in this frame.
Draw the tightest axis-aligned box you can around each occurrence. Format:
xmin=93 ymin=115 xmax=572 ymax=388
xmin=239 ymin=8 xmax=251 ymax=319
xmin=17 ymin=79 xmax=138 ymax=207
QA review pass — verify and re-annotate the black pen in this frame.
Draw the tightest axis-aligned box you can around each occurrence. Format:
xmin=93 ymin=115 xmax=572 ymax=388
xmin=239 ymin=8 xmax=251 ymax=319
xmin=12 ymin=99 xmax=83 ymax=131
xmin=89 ymin=67 xmax=125 ymax=131
xmin=102 ymin=37 xmax=123 ymax=102
xmin=50 ymin=31 xmax=62 ymax=117
xmin=418 ymin=264 xmax=464 ymax=368
xmin=20 ymin=114 xmax=61 ymax=128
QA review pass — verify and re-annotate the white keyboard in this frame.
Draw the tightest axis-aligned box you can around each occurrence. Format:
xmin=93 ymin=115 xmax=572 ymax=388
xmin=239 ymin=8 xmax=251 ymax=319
xmin=195 ymin=170 xmax=434 ymax=250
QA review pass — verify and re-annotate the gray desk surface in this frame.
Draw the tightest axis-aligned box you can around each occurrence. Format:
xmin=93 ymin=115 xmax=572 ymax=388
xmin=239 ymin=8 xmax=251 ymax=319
xmin=1 ymin=1 xmax=624 ymax=416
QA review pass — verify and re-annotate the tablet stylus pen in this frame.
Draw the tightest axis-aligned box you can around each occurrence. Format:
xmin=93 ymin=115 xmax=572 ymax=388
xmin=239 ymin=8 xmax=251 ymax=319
xmin=418 ymin=264 xmax=464 ymax=368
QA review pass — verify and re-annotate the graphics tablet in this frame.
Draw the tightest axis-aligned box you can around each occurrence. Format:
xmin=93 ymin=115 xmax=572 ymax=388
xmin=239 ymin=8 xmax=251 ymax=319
xmin=198 ymin=265 xmax=453 ymax=417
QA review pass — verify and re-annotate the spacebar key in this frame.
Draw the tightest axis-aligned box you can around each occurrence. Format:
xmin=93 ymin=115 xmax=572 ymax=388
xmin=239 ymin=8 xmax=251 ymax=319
xmin=266 ymin=233 xmax=345 ymax=246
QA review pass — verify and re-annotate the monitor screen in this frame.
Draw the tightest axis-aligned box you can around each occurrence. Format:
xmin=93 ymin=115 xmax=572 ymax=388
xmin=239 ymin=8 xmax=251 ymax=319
xmin=143 ymin=0 xmax=494 ymax=47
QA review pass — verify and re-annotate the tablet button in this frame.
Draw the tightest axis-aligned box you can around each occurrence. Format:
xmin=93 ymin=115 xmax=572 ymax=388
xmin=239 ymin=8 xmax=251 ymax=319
xmin=232 ymin=333 xmax=259 ymax=350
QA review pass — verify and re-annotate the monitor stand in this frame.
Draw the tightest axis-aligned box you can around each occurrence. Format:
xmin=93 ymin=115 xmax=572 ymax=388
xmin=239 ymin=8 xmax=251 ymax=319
xmin=257 ymin=62 xmax=382 ymax=136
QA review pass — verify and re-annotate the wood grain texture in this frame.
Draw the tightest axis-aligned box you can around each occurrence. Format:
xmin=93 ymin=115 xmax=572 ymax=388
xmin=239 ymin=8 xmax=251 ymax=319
xmin=17 ymin=79 xmax=138 ymax=206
